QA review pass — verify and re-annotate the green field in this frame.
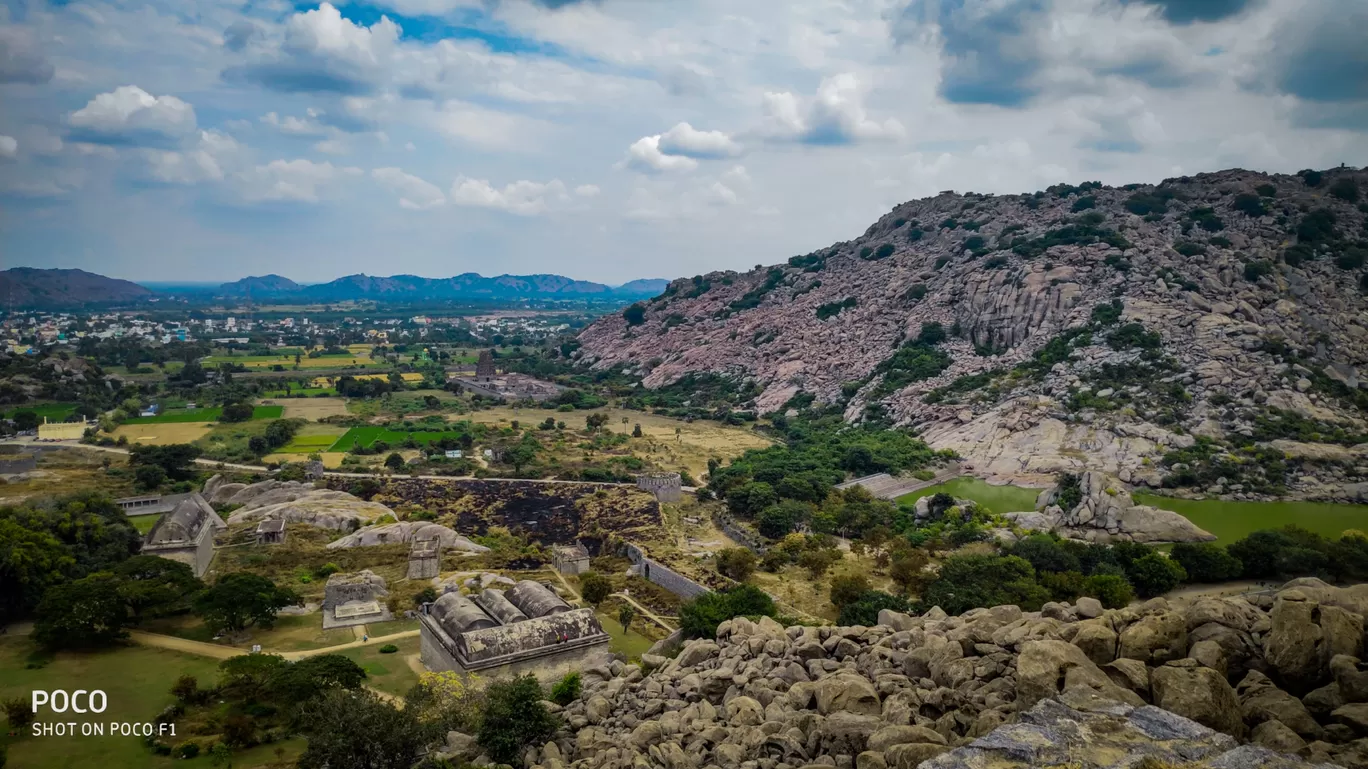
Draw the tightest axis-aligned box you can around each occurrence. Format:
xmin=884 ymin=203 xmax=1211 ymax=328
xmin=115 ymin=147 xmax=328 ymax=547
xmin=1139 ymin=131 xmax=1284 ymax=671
xmin=334 ymin=637 xmax=421 ymax=697
xmin=898 ymin=477 xmax=1043 ymax=514
xmin=3 ymin=402 xmax=78 ymax=421
xmin=129 ymin=514 xmax=162 ymax=534
xmin=262 ymin=387 xmax=338 ymax=397
xmin=203 ymin=352 xmax=381 ymax=370
xmin=1134 ymin=493 xmax=1368 ymax=544
xmin=126 ymin=405 xmax=284 ymax=424
xmin=328 ymin=426 xmax=467 ymax=452
xmin=278 ymin=433 xmax=345 ymax=453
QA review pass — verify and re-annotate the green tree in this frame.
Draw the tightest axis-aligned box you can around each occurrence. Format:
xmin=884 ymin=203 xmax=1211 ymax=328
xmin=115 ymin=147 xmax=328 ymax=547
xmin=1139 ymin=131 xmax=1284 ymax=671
xmin=1126 ymin=553 xmax=1186 ymax=598
xmin=585 ymin=413 xmax=610 ymax=433
xmin=11 ymin=411 xmax=40 ymax=431
xmin=2 ymin=696 xmax=34 ymax=730
xmin=477 ymin=675 xmax=559 ymax=765
xmin=0 ymin=518 xmax=74 ymax=625
xmin=112 ymin=555 xmax=203 ymax=620
xmin=798 ymin=547 xmax=841 ymax=578
xmin=618 ymin=604 xmax=636 ymax=632
xmin=837 ymin=590 xmax=910 ymax=626
xmin=134 ymin=464 xmax=167 ymax=491
xmin=33 ymin=573 xmax=132 ymax=649
xmin=504 ymin=443 xmax=537 ymax=474
xmin=1082 ymin=574 xmax=1134 ymax=609
xmin=714 ymin=548 xmax=757 ymax=581
xmin=220 ymin=402 xmax=254 ymax=423
xmin=267 ymin=655 xmax=368 ymax=705
xmin=195 ymin=573 xmax=300 ymax=635
xmin=829 ymin=573 xmax=870 ymax=608
xmin=579 ymin=572 xmax=613 ymax=606
xmin=632 ymin=423 xmax=643 ymax=438
xmin=296 ymin=689 xmax=431 ymax=769
xmin=384 ymin=452 xmax=406 ymax=471
xmin=1169 ymin=542 xmax=1243 ymax=583
xmin=888 ymin=549 xmax=929 ymax=595
xmin=550 ymin=672 xmax=581 ymax=706
xmin=128 ymin=444 xmax=202 ymax=482
xmin=728 ymin=482 xmax=779 ymax=519
xmin=679 ymin=584 xmax=775 ymax=639
xmin=921 ymin=554 xmax=1051 ymax=614
xmin=622 ymin=303 xmax=647 ymax=326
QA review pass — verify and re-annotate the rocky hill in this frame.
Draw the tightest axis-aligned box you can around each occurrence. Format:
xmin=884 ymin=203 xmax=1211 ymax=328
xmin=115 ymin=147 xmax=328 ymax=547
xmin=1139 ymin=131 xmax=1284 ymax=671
xmin=0 ymin=267 xmax=155 ymax=308
xmin=450 ymin=579 xmax=1368 ymax=769
xmin=212 ymin=272 xmax=671 ymax=302
xmin=575 ymin=168 xmax=1368 ymax=497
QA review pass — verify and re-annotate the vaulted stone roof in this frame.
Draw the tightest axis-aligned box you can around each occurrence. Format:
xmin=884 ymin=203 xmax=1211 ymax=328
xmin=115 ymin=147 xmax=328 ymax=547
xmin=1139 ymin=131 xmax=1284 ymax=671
xmin=506 ymin=580 xmax=571 ymax=618
xmin=454 ymin=608 xmax=606 ymax=666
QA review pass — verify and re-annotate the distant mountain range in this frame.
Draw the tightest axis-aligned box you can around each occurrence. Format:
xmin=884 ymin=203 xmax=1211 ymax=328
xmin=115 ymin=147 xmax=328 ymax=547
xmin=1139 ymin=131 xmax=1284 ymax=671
xmin=0 ymin=268 xmax=670 ymax=309
xmin=0 ymin=268 xmax=155 ymax=309
xmin=217 ymin=273 xmax=671 ymax=302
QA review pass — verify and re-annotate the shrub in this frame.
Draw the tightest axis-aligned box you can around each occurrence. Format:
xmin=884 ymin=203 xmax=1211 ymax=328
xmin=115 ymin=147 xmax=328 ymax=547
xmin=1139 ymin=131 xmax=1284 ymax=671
xmin=1330 ymin=178 xmax=1360 ymax=202
xmin=1298 ymin=169 xmax=1323 ymax=187
xmin=578 ymin=572 xmax=613 ymax=606
xmin=864 ymin=243 xmax=896 ymax=260
xmin=1233 ymin=193 xmax=1268 ymax=217
xmin=622 ymin=303 xmax=646 ymax=326
xmin=477 ymin=676 xmax=559 ymax=765
xmin=983 ymin=255 xmax=1009 ymax=269
xmin=1071 ymin=196 xmax=1096 ymax=212
xmin=903 ymin=284 xmax=928 ymax=302
xmin=837 ymin=590 xmax=910 ymax=626
xmin=679 ymin=584 xmax=776 ymax=639
xmin=176 ymin=742 xmax=201 ymax=759
xmin=1174 ymin=242 xmax=1206 ymax=257
xmin=829 ymin=574 xmax=871 ymax=608
xmin=1126 ymin=553 xmax=1186 ymax=597
xmin=920 ymin=554 xmax=1051 ymax=614
xmin=379 ymin=644 xmax=398 ymax=654
xmin=220 ymin=402 xmax=254 ymax=423
xmin=715 ymin=548 xmax=758 ymax=581
xmin=1082 ymin=574 xmax=1134 ymax=609
xmin=2 ymin=697 xmax=34 ymax=730
xmin=1244 ymin=260 xmax=1274 ymax=282
xmin=816 ymin=297 xmax=858 ymax=320
xmin=550 ymin=672 xmax=582 ymax=706
xmin=1256 ymin=183 xmax=1277 ymax=198
xmin=1169 ymin=542 xmax=1243 ymax=583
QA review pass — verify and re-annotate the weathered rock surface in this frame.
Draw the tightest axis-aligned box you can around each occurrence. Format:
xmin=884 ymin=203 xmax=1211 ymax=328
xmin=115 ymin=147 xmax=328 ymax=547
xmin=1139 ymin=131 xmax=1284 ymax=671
xmin=574 ymin=168 xmax=1368 ymax=497
xmin=326 ymin=521 xmax=489 ymax=552
xmin=1011 ymin=470 xmax=1216 ymax=543
xmin=211 ymin=476 xmax=396 ymax=530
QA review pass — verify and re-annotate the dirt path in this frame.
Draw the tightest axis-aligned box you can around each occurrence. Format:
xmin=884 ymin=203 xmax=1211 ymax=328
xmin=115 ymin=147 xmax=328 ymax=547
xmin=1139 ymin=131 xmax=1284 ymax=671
xmin=127 ymin=628 xmax=420 ymax=662
xmin=614 ymin=592 xmax=675 ymax=633
xmin=1160 ymin=580 xmax=1266 ymax=610
xmin=278 ymin=630 xmax=421 ymax=661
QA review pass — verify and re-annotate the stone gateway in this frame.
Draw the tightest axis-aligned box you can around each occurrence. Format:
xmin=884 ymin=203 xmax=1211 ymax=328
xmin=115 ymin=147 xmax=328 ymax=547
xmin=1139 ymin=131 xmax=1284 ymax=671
xmin=420 ymin=579 xmax=609 ymax=681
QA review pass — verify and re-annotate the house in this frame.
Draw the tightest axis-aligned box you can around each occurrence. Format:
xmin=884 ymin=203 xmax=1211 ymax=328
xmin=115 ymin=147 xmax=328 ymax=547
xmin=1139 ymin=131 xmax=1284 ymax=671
xmin=256 ymin=519 xmax=286 ymax=545
xmin=139 ymin=404 xmax=160 ymax=418
xmin=445 ymin=450 xmax=464 ymax=459
xmin=37 ymin=418 xmax=88 ymax=441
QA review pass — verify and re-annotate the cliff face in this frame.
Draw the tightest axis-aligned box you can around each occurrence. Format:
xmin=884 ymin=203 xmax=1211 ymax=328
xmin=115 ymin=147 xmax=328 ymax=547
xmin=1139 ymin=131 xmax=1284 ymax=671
xmin=576 ymin=168 xmax=1368 ymax=492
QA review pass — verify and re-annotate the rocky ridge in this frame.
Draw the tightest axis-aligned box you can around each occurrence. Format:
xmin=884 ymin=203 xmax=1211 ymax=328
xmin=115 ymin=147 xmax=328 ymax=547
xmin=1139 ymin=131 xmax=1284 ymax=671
xmin=575 ymin=168 xmax=1368 ymax=493
xmin=206 ymin=476 xmax=396 ymax=530
xmin=471 ymin=578 xmax=1368 ymax=769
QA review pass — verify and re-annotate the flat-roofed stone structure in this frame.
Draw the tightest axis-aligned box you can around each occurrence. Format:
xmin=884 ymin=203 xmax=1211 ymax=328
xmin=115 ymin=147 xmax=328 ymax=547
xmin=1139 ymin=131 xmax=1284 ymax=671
xmin=420 ymin=579 xmax=608 ymax=681
xmin=256 ymin=518 xmax=286 ymax=545
xmin=140 ymin=494 xmax=227 ymax=578
xmin=407 ymin=536 xmax=442 ymax=579
xmin=552 ymin=541 xmax=591 ymax=575
xmin=322 ymin=570 xmax=393 ymax=629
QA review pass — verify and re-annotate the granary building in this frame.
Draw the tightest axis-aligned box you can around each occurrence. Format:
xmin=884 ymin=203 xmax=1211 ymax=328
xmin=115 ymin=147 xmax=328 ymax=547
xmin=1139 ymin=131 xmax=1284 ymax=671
xmin=140 ymin=494 xmax=227 ymax=577
xmin=420 ymin=580 xmax=609 ymax=681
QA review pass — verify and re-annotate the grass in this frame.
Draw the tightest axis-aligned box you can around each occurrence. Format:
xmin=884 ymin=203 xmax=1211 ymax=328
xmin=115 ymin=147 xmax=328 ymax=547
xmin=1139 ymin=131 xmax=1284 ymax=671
xmin=277 ymin=424 xmax=348 ymax=454
xmin=328 ymin=426 xmax=470 ymax=452
xmin=112 ymin=422 xmax=216 ymax=446
xmin=2 ymin=402 xmax=78 ymax=421
xmin=0 ymin=448 xmax=137 ymax=501
xmin=203 ymin=353 xmax=383 ymax=370
xmin=334 ymin=636 xmax=421 ymax=697
xmin=596 ymin=606 xmax=658 ymax=659
xmin=125 ymin=406 xmax=283 ymax=424
xmin=130 ymin=514 xmax=162 ymax=534
xmin=262 ymin=387 xmax=337 ymax=397
xmin=141 ymin=613 xmax=358 ymax=652
xmin=897 ymin=477 xmax=1042 ymax=514
xmin=1135 ymin=493 xmax=1368 ymax=545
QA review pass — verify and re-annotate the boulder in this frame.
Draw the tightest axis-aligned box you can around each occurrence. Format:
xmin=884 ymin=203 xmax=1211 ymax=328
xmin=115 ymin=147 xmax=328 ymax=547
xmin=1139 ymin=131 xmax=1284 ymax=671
xmin=1251 ymin=720 xmax=1308 ymax=754
xmin=326 ymin=521 xmax=489 ymax=552
xmin=1071 ymin=618 xmax=1118 ymax=665
xmin=1238 ymin=670 xmax=1324 ymax=740
xmin=1016 ymin=640 xmax=1144 ymax=709
xmin=1118 ymin=610 xmax=1187 ymax=664
xmin=1265 ymin=592 xmax=1327 ymax=693
xmin=1075 ymin=596 xmax=1104 ymax=620
xmin=1150 ymin=659 xmax=1245 ymax=738
xmin=813 ymin=672 xmax=881 ymax=716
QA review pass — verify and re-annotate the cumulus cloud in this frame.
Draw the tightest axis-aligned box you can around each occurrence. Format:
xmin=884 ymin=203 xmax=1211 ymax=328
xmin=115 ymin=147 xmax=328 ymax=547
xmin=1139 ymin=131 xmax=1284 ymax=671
xmin=261 ymin=110 xmax=330 ymax=136
xmin=234 ymin=158 xmax=362 ymax=203
xmin=0 ymin=135 xmax=17 ymax=160
xmin=760 ymin=74 xmax=904 ymax=144
xmin=620 ymin=135 xmax=700 ymax=173
xmin=657 ymin=122 xmax=742 ymax=158
xmin=223 ymin=20 xmax=261 ymax=52
xmin=1059 ymin=95 xmax=1167 ymax=152
xmin=1121 ymin=0 xmax=1256 ymax=24
xmin=229 ymin=3 xmax=399 ymax=95
xmin=372 ymin=167 xmax=447 ymax=209
xmin=1248 ymin=0 xmax=1368 ymax=128
xmin=142 ymin=131 xmax=243 ymax=185
xmin=67 ymin=86 xmax=198 ymax=147
xmin=0 ymin=28 xmax=55 ymax=84
xmin=574 ymin=184 xmax=601 ymax=197
xmin=449 ymin=176 xmax=570 ymax=215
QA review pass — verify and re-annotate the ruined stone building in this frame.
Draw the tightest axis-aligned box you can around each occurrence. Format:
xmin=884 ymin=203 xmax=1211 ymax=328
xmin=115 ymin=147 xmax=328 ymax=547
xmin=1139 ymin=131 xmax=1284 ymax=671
xmin=407 ymin=536 xmax=442 ymax=579
xmin=322 ymin=570 xmax=393 ymax=629
xmin=420 ymin=580 xmax=609 ymax=681
xmin=255 ymin=519 xmax=286 ymax=545
xmin=637 ymin=472 xmax=683 ymax=503
xmin=140 ymin=494 xmax=227 ymax=578
xmin=552 ymin=542 xmax=591 ymax=575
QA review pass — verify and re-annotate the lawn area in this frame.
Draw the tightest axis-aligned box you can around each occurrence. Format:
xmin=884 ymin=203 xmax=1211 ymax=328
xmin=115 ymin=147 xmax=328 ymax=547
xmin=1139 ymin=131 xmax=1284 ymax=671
xmin=896 ymin=476 xmax=1043 ymax=514
xmin=1135 ymin=493 xmax=1368 ymax=544
xmin=125 ymin=405 xmax=283 ymax=424
xmin=278 ymin=397 xmax=349 ymax=421
xmin=328 ymin=426 xmax=469 ymax=452
xmin=3 ymin=402 xmax=78 ymax=420
xmin=334 ymin=637 xmax=421 ymax=697
xmin=0 ymin=636 xmax=238 ymax=769
xmin=141 ymin=613 xmax=357 ymax=652
xmin=129 ymin=513 xmax=162 ymax=534
xmin=596 ymin=607 xmax=657 ymax=660
xmin=363 ymin=618 xmax=420 ymax=636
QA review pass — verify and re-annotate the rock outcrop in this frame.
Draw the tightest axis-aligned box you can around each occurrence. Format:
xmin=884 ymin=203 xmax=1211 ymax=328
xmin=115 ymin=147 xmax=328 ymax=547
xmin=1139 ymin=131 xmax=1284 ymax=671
xmin=574 ymin=167 xmax=1368 ymax=496
xmin=518 ymin=581 xmax=1368 ymax=769
xmin=208 ymin=476 xmax=395 ymax=530
xmin=1004 ymin=470 xmax=1215 ymax=543
xmin=326 ymin=521 xmax=489 ymax=552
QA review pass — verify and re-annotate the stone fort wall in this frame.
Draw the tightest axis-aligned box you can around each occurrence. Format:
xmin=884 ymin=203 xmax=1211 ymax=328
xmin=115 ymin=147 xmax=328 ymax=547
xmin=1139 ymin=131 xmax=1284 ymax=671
xmin=636 ymin=472 xmax=682 ymax=503
xmin=622 ymin=543 xmax=710 ymax=600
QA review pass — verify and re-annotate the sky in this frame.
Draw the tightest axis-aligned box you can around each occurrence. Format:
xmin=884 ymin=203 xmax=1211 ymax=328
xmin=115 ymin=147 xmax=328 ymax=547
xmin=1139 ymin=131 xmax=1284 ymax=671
xmin=1 ymin=0 xmax=1366 ymax=285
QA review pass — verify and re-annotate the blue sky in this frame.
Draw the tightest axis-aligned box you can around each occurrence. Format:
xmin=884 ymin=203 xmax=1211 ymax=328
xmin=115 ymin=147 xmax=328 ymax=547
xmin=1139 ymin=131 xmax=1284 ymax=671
xmin=1 ymin=0 xmax=1365 ymax=284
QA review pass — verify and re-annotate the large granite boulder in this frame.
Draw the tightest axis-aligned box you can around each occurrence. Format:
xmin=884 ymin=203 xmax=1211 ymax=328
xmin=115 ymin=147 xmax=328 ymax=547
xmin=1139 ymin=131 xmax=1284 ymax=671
xmin=326 ymin=521 xmax=489 ymax=552
xmin=217 ymin=477 xmax=397 ymax=531
xmin=1016 ymin=640 xmax=1144 ymax=708
xmin=1151 ymin=658 xmax=1245 ymax=738
xmin=1023 ymin=471 xmax=1215 ymax=543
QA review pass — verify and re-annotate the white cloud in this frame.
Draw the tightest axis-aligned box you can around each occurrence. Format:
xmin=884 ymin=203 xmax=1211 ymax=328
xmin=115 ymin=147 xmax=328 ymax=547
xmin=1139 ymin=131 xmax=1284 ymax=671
xmin=0 ymin=27 xmax=55 ymax=84
xmin=621 ymin=135 xmax=700 ymax=173
xmin=234 ymin=159 xmax=362 ymax=203
xmin=658 ymin=122 xmax=742 ymax=158
xmin=233 ymin=3 xmax=400 ymax=95
xmin=141 ymin=130 xmax=241 ymax=185
xmin=0 ymin=135 xmax=17 ymax=160
xmin=449 ymin=176 xmax=570 ymax=216
xmin=430 ymin=102 xmax=550 ymax=151
xmin=372 ymin=167 xmax=447 ymax=210
xmin=261 ymin=110 xmax=328 ymax=136
xmin=759 ymin=74 xmax=904 ymax=144
xmin=68 ymin=86 xmax=197 ymax=146
xmin=574 ymin=184 xmax=601 ymax=197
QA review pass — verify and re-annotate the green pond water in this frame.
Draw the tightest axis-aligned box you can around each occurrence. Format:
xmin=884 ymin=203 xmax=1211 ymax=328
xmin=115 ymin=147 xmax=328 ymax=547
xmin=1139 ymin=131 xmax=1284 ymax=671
xmin=898 ymin=477 xmax=1368 ymax=544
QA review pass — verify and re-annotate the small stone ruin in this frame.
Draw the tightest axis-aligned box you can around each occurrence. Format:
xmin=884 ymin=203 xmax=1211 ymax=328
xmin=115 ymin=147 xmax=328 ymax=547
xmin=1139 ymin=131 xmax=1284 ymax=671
xmin=322 ymin=570 xmax=393 ymax=629
xmin=636 ymin=471 xmax=683 ymax=503
xmin=408 ymin=536 xmax=442 ymax=579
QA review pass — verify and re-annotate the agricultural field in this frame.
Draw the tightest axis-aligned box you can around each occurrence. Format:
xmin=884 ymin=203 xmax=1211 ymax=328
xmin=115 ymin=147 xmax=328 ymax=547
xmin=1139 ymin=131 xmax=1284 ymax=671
xmin=313 ymin=372 xmax=423 ymax=388
xmin=125 ymin=405 xmax=283 ymax=424
xmin=2 ymin=402 xmax=77 ymax=421
xmin=328 ymin=426 xmax=469 ymax=452
xmin=0 ymin=448 xmax=136 ymax=502
xmin=261 ymin=386 xmax=337 ymax=397
xmin=462 ymin=406 xmax=773 ymax=478
xmin=277 ymin=397 xmax=349 ymax=420
xmin=203 ymin=351 xmax=382 ymax=370
xmin=111 ymin=421 xmax=216 ymax=445
xmin=275 ymin=423 xmax=348 ymax=453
